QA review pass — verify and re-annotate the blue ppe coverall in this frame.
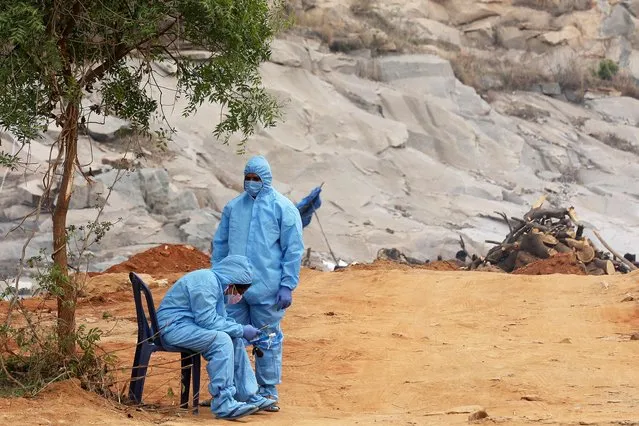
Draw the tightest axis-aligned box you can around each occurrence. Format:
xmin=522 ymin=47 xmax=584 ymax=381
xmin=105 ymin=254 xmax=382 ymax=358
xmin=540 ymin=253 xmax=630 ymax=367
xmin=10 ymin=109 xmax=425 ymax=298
xmin=156 ymin=255 xmax=258 ymax=416
xmin=296 ymin=185 xmax=323 ymax=228
xmin=212 ymin=155 xmax=304 ymax=400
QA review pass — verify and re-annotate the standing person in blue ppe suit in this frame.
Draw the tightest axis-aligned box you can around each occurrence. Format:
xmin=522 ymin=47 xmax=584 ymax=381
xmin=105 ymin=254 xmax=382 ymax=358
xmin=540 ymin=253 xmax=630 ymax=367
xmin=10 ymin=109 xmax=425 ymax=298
xmin=156 ymin=255 xmax=277 ymax=420
xmin=211 ymin=155 xmax=305 ymax=412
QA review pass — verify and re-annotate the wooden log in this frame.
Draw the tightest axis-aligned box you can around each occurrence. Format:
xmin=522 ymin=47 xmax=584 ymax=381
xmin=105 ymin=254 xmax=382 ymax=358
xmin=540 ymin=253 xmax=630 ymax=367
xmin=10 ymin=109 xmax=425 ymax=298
xmin=592 ymin=230 xmax=638 ymax=271
xmin=541 ymin=233 xmax=558 ymax=246
xmin=591 ymin=258 xmax=615 ymax=275
xmin=469 ymin=256 xmax=485 ymax=271
xmin=524 ymin=207 xmax=569 ymax=222
xmin=531 ymin=195 xmax=547 ymax=209
xmin=554 ymin=242 xmax=572 ymax=253
xmin=506 ymin=222 xmax=530 ymax=244
xmin=515 ymin=251 xmax=540 ymax=269
xmin=585 ymin=264 xmax=605 ymax=276
xmin=567 ymin=206 xmax=579 ymax=224
xmin=565 ymin=238 xmax=586 ymax=250
xmin=486 ymin=242 xmax=519 ymax=264
xmin=576 ymin=246 xmax=595 ymax=263
xmin=520 ymin=233 xmax=551 ymax=259
xmin=497 ymin=251 xmax=518 ymax=273
xmin=531 ymin=223 xmax=552 ymax=233
xmin=556 ymin=230 xmax=576 ymax=240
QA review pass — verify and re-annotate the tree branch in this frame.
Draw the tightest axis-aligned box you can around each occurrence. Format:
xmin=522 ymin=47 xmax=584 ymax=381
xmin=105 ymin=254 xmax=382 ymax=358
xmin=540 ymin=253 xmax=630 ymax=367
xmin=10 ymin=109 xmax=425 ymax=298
xmin=80 ymin=18 xmax=179 ymax=87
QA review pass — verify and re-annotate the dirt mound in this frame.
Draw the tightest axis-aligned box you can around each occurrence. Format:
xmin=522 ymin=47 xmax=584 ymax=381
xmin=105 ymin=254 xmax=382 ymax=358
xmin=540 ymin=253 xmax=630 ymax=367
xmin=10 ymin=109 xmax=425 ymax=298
xmin=104 ymin=244 xmax=210 ymax=274
xmin=344 ymin=259 xmax=461 ymax=272
xmin=512 ymin=252 xmax=586 ymax=275
xmin=345 ymin=259 xmax=416 ymax=271
xmin=421 ymin=260 xmax=461 ymax=271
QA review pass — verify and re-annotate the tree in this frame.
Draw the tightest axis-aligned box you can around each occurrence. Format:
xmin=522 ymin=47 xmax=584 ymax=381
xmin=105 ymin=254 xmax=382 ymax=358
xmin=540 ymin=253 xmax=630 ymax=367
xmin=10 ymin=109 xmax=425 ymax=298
xmin=0 ymin=0 xmax=285 ymax=355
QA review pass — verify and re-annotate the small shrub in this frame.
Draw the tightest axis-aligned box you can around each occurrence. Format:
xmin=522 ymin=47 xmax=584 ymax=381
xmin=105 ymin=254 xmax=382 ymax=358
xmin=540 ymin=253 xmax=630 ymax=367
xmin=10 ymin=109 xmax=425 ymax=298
xmin=597 ymin=59 xmax=619 ymax=81
xmin=0 ymin=261 xmax=117 ymax=398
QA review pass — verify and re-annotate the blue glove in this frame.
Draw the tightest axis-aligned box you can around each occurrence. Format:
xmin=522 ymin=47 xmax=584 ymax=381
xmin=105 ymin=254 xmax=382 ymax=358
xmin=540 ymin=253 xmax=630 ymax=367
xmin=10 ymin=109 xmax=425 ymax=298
xmin=276 ymin=286 xmax=292 ymax=310
xmin=243 ymin=324 xmax=260 ymax=341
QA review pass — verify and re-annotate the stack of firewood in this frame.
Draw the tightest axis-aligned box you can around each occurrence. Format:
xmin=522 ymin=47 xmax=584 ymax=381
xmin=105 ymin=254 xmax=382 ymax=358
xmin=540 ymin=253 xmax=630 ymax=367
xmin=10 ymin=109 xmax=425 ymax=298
xmin=468 ymin=197 xmax=638 ymax=275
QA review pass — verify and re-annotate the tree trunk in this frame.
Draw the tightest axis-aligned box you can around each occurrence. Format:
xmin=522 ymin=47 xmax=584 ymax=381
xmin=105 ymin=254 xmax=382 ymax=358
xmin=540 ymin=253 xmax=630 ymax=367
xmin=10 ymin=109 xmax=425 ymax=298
xmin=53 ymin=101 xmax=80 ymax=356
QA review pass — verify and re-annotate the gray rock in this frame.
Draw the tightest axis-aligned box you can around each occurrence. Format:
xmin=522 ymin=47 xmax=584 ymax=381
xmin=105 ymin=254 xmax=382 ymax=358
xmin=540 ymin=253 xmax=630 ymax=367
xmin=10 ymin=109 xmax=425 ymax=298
xmin=177 ymin=209 xmax=219 ymax=251
xmin=3 ymin=38 xmax=639 ymax=274
xmin=586 ymin=96 xmax=639 ymax=125
xmin=178 ymin=50 xmax=213 ymax=61
xmin=85 ymin=114 xmax=131 ymax=143
xmin=534 ymin=82 xmax=562 ymax=96
xmin=69 ymin=178 xmax=107 ymax=210
xmin=628 ymin=50 xmax=639 ymax=80
xmin=373 ymin=54 xmax=455 ymax=82
xmin=154 ymin=59 xmax=178 ymax=76
xmin=496 ymin=27 xmax=540 ymax=51
xmin=138 ymin=168 xmax=171 ymax=214
xmin=626 ymin=0 xmax=639 ymax=17
xmin=0 ymin=205 xmax=34 ymax=222
xmin=269 ymin=39 xmax=312 ymax=70
xmin=601 ymin=5 xmax=635 ymax=38
xmin=163 ymin=189 xmax=200 ymax=217
xmin=583 ymin=119 xmax=639 ymax=155
xmin=16 ymin=179 xmax=45 ymax=207
xmin=94 ymin=169 xmax=146 ymax=209
xmin=403 ymin=18 xmax=463 ymax=48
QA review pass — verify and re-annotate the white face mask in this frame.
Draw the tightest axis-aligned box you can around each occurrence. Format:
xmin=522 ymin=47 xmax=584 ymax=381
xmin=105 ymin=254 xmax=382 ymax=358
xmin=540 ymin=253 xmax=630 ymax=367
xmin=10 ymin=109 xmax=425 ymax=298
xmin=244 ymin=180 xmax=263 ymax=198
xmin=226 ymin=285 xmax=243 ymax=304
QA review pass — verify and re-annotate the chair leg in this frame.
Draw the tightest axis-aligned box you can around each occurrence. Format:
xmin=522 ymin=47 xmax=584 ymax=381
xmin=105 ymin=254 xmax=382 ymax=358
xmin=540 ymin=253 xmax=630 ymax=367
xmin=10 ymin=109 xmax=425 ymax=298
xmin=192 ymin=354 xmax=201 ymax=414
xmin=128 ymin=344 xmax=144 ymax=403
xmin=129 ymin=344 xmax=153 ymax=405
xmin=180 ymin=353 xmax=192 ymax=410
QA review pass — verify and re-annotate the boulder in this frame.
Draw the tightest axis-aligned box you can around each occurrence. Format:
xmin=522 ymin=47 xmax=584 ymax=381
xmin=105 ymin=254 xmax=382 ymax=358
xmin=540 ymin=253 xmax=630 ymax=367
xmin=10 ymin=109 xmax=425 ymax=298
xmin=94 ymin=169 xmax=146 ymax=209
xmin=405 ymin=18 xmax=463 ymax=49
xmin=0 ymin=205 xmax=34 ymax=222
xmin=69 ymin=178 xmax=106 ymax=210
xmin=627 ymin=0 xmax=639 ymax=17
xmin=162 ymin=189 xmax=200 ymax=217
xmin=585 ymin=96 xmax=639 ymax=124
xmin=138 ymin=168 xmax=171 ymax=214
xmin=601 ymin=4 xmax=635 ymax=38
xmin=84 ymin=114 xmax=131 ymax=143
xmin=447 ymin=1 xmax=500 ymax=26
xmin=177 ymin=209 xmax=220 ymax=251
xmin=496 ymin=26 xmax=541 ymax=50
xmin=583 ymin=119 xmax=639 ymax=155
xmin=16 ymin=179 xmax=45 ymax=207
xmin=540 ymin=25 xmax=581 ymax=46
xmin=373 ymin=54 xmax=455 ymax=82
xmin=269 ymin=39 xmax=312 ymax=70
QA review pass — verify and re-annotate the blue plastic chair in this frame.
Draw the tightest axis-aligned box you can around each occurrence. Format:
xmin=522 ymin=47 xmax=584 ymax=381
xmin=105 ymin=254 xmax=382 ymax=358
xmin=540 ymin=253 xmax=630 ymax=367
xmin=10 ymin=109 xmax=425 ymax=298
xmin=128 ymin=272 xmax=201 ymax=414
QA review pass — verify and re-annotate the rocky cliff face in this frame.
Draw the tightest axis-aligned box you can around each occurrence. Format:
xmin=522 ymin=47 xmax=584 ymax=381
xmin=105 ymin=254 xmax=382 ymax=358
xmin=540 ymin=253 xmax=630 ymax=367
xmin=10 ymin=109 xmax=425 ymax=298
xmin=290 ymin=0 xmax=639 ymax=95
xmin=1 ymin=0 xmax=639 ymax=276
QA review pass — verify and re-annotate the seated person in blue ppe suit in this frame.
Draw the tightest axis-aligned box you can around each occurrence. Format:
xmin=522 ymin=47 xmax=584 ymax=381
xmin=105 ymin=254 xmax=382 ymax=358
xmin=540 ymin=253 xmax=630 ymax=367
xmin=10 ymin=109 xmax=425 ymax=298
xmin=211 ymin=155 xmax=304 ymax=412
xmin=156 ymin=254 xmax=277 ymax=420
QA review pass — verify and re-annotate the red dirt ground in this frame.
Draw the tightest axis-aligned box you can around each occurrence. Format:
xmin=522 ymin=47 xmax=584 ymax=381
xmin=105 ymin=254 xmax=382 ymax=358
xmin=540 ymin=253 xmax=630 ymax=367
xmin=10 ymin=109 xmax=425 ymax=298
xmin=513 ymin=253 xmax=587 ymax=275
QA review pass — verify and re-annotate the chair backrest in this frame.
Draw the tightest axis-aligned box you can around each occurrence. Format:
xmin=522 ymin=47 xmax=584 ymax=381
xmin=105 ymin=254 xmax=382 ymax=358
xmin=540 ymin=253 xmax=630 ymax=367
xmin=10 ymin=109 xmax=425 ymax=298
xmin=129 ymin=272 xmax=164 ymax=347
